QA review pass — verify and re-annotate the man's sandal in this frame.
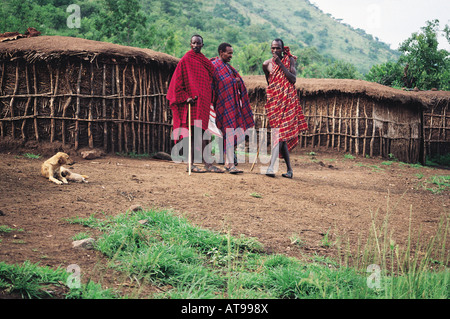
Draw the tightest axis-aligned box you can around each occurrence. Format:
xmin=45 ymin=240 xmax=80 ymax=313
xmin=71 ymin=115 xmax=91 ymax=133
xmin=265 ymin=168 xmax=275 ymax=178
xmin=225 ymin=166 xmax=243 ymax=174
xmin=282 ymin=171 xmax=293 ymax=179
xmin=205 ymin=165 xmax=224 ymax=173
xmin=187 ymin=165 xmax=207 ymax=173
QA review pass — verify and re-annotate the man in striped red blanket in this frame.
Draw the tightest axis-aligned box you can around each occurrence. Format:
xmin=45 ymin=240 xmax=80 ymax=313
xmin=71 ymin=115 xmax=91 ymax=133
xmin=211 ymin=43 xmax=255 ymax=174
xmin=167 ymin=35 xmax=223 ymax=173
xmin=262 ymin=38 xmax=308 ymax=179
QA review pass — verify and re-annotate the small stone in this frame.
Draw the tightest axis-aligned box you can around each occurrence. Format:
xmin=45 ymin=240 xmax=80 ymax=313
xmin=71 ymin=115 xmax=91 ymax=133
xmin=129 ymin=204 xmax=143 ymax=212
xmin=81 ymin=149 xmax=103 ymax=160
xmin=152 ymin=151 xmax=172 ymax=161
xmin=72 ymin=238 xmax=95 ymax=250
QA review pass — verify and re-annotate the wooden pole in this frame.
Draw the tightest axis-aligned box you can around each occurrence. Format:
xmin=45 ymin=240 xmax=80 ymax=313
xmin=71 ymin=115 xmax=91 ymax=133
xmin=115 ymin=64 xmax=122 ymax=153
xmin=138 ymin=66 xmax=143 ymax=153
xmin=131 ymin=65 xmax=137 ymax=153
xmin=250 ymin=145 xmax=260 ymax=172
xmin=48 ymin=65 xmax=59 ymax=143
xmin=21 ymin=65 xmax=31 ymax=141
xmin=370 ymin=102 xmax=376 ymax=157
xmin=102 ymin=64 xmax=108 ymax=151
xmin=88 ymin=63 xmax=94 ymax=148
xmin=75 ymin=62 xmax=82 ymax=150
xmin=9 ymin=62 xmax=19 ymax=138
xmin=33 ymin=64 xmax=39 ymax=142
xmin=61 ymin=62 xmax=72 ymax=146
xmin=355 ymin=97 xmax=360 ymax=155
xmin=188 ymin=101 xmax=192 ymax=176
xmin=122 ymin=65 xmax=128 ymax=153
xmin=0 ymin=62 xmax=5 ymax=137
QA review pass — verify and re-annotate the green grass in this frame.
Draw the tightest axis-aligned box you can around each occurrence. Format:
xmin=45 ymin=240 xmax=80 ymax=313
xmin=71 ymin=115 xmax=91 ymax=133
xmin=22 ymin=153 xmax=41 ymax=159
xmin=0 ymin=261 xmax=117 ymax=299
xmin=67 ymin=209 xmax=450 ymax=298
xmin=420 ymin=175 xmax=450 ymax=194
xmin=115 ymin=152 xmax=151 ymax=159
xmin=344 ymin=154 xmax=355 ymax=160
xmin=2 ymin=207 xmax=448 ymax=299
xmin=0 ymin=225 xmax=17 ymax=233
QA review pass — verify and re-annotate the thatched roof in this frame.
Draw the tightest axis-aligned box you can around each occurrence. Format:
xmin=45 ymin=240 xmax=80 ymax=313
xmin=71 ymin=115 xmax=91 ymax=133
xmin=0 ymin=35 xmax=179 ymax=66
xmin=1 ymin=36 xmax=448 ymax=109
xmin=243 ymin=75 xmax=450 ymax=109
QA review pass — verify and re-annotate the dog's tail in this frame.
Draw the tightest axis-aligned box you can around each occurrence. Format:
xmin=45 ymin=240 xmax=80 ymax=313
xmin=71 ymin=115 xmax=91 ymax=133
xmin=81 ymin=175 xmax=89 ymax=179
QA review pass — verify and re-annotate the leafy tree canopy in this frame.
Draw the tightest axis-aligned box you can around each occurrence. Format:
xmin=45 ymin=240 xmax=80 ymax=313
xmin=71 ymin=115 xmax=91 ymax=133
xmin=365 ymin=20 xmax=450 ymax=90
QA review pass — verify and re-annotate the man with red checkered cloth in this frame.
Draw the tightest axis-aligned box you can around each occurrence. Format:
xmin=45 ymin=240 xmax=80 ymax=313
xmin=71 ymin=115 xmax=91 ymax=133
xmin=167 ymin=35 xmax=224 ymax=173
xmin=211 ymin=42 xmax=255 ymax=174
xmin=262 ymin=38 xmax=308 ymax=179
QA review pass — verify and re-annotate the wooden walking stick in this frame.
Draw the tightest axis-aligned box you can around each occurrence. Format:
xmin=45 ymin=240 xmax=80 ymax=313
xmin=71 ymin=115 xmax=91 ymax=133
xmin=250 ymin=145 xmax=260 ymax=172
xmin=188 ymin=101 xmax=192 ymax=175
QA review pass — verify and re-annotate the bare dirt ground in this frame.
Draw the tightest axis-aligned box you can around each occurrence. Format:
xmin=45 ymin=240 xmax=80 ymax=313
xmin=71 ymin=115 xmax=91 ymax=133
xmin=0 ymin=143 xmax=448 ymax=297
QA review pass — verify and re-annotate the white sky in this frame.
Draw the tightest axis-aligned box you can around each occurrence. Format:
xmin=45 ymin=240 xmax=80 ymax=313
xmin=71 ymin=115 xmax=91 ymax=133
xmin=311 ymin=0 xmax=450 ymax=51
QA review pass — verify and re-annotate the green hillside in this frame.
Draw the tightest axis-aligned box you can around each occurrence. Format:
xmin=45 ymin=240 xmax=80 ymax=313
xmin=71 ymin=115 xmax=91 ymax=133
xmin=136 ymin=0 xmax=400 ymax=74
xmin=1 ymin=0 xmax=401 ymax=75
xmin=240 ymin=0 xmax=401 ymax=73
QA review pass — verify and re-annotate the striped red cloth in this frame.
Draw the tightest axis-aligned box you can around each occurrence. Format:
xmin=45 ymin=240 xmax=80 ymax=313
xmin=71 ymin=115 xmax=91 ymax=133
xmin=167 ymin=49 xmax=214 ymax=141
xmin=211 ymin=57 xmax=254 ymax=154
xmin=265 ymin=47 xmax=308 ymax=152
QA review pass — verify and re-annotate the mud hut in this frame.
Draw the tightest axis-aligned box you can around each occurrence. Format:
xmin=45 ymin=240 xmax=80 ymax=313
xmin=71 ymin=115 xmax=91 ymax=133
xmin=244 ymin=76 xmax=450 ymax=164
xmin=0 ymin=35 xmax=179 ymax=155
xmin=417 ymin=91 xmax=450 ymax=157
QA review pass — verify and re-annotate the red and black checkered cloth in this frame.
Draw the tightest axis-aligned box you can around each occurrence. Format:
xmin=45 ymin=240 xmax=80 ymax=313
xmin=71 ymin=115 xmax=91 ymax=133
xmin=211 ymin=57 xmax=254 ymax=155
xmin=265 ymin=47 xmax=308 ymax=152
xmin=167 ymin=50 xmax=214 ymax=140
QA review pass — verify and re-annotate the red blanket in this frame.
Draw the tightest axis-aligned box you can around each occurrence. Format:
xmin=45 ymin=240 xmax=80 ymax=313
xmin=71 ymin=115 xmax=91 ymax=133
xmin=211 ymin=57 xmax=254 ymax=154
xmin=167 ymin=50 xmax=214 ymax=139
xmin=265 ymin=47 xmax=308 ymax=152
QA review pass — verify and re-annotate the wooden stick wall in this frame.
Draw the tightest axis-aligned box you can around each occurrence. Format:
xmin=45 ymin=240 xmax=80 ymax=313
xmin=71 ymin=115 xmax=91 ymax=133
xmin=423 ymin=100 xmax=450 ymax=156
xmin=1 ymin=59 xmax=446 ymax=164
xmin=249 ymin=90 xmax=425 ymax=163
xmin=0 ymin=60 xmax=175 ymax=154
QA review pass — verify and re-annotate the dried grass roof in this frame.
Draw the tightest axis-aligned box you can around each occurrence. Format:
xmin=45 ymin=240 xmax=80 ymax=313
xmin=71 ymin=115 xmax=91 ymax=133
xmin=1 ymin=36 xmax=448 ymax=109
xmin=243 ymin=75 xmax=450 ymax=108
xmin=0 ymin=35 xmax=179 ymax=66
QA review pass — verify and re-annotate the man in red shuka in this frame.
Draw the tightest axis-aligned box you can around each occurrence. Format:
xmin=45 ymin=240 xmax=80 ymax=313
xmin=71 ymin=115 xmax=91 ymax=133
xmin=167 ymin=35 xmax=224 ymax=173
xmin=262 ymin=38 xmax=308 ymax=179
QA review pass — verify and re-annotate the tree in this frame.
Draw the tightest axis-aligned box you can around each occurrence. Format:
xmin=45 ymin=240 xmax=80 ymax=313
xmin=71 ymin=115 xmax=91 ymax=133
xmin=94 ymin=0 xmax=147 ymax=46
xmin=324 ymin=60 xmax=361 ymax=79
xmin=366 ymin=20 xmax=450 ymax=90
xmin=365 ymin=61 xmax=404 ymax=88
xmin=296 ymin=47 xmax=327 ymax=78
xmin=398 ymin=19 xmax=450 ymax=90
xmin=234 ymin=43 xmax=268 ymax=75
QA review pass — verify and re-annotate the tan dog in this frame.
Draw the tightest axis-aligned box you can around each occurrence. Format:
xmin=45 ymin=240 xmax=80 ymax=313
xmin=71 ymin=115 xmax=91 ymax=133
xmin=41 ymin=152 xmax=74 ymax=185
xmin=60 ymin=167 xmax=89 ymax=183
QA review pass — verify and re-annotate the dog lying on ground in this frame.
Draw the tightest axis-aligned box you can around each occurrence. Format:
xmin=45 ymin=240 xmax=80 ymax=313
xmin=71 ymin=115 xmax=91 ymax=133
xmin=41 ymin=152 xmax=75 ymax=185
xmin=60 ymin=167 xmax=89 ymax=183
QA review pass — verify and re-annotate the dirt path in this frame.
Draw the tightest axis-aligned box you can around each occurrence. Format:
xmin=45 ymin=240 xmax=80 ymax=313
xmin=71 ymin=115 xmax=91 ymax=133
xmin=0 ymin=148 xmax=448 ymax=295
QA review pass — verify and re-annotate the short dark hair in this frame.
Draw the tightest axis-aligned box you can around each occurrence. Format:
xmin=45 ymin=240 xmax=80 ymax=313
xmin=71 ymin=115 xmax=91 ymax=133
xmin=218 ymin=42 xmax=232 ymax=54
xmin=191 ymin=34 xmax=203 ymax=43
xmin=273 ymin=38 xmax=284 ymax=49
